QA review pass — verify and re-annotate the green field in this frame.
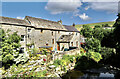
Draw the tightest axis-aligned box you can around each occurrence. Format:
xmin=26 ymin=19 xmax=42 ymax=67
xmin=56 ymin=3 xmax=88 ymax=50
xmin=75 ymin=21 xmax=115 ymax=31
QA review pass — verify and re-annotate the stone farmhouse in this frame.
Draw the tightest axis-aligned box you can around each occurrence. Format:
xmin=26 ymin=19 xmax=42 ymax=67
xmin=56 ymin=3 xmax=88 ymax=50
xmin=0 ymin=16 xmax=82 ymax=53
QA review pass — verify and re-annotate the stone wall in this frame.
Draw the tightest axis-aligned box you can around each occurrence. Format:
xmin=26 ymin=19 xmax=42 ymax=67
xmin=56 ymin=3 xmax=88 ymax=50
xmin=29 ymin=29 xmax=63 ymax=51
xmin=53 ymin=48 xmax=80 ymax=60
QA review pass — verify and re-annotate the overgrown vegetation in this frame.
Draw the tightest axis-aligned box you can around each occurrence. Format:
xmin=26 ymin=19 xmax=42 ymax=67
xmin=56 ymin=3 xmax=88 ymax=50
xmin=79 ymin=13 xmax=120 ymax=69
xmin=53 ymin=55 xmax=76 ymax=67
xmin=0 ymin=29 xmax=21 ymax=68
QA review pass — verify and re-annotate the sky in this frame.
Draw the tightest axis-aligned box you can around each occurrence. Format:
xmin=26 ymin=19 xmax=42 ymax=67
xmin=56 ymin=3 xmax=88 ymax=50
xmin=1 ymin=0 xmax=120 ymax=25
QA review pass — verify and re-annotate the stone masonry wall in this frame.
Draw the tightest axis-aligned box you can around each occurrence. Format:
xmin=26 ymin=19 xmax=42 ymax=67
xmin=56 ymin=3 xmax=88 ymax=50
xmin=1 ymin=24 xmax=27 ymax=50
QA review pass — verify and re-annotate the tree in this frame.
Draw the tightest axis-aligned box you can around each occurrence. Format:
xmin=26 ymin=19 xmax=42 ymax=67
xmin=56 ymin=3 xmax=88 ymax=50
xmin=102 ymin=24 xmax=110 ymax=27
xmin=94 ymin=25 xmax=102 ymax=28
xmin=0 ymin=29 xmax=21 ymax=68
xmin=113 ymin=13 xmax=120 ymax=50
xmin=100 ymin=47 xmax=115 ymax=60
xmin=85 ymin=37 xmax=101 ymax=52
xmin=101 ymin=29 xmax=116 ymax=48
xmin=108 ymin=13 xmax=120 ymax=67
xmin=80 ymin=25 xmax=93 ymax=38
xmin=93 ymin=28 xmax=104 ymax=41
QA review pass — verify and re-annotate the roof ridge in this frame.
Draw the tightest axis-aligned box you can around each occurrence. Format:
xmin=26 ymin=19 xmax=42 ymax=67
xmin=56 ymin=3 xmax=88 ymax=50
xmin=25 ymin=16 xmax=59 ymax=23
xmin=0 ymin=16 xmax=25 ymax=21
xmin=0 ymin=16 xmax=31 ymax=26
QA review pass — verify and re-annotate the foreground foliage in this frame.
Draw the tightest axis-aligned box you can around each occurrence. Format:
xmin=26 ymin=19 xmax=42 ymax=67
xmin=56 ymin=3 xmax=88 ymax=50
xmin=0 ymin=29 xmax=21 ymax=68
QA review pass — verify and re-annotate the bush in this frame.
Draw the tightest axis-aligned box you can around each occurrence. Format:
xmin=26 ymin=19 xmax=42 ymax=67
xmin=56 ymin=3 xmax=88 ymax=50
xmin=31 ymin=48 xmax=40 ymax=56
xmin=0 ymin=29 xmax=21 ymax=68
xmin=100 ymin=47 xmax=116 ymax=60
xmin=87 ymin=51 xmax=102 ymax=62
xmin=74 ymin=56 xmax=102 ymax=70
xmin=85 ymin=38 xmax=101 ymax=52
xmin=62 ymin=55 xmax=75 ymax=63
xmin=53 ymin=59 xmax=62 ymax=67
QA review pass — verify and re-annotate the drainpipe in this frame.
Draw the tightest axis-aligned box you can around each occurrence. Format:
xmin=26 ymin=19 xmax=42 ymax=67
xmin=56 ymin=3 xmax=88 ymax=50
xmin=53 ymin=31 xmax=57 ymax=61
xmin=25 ymin=27 xmax=27 ymax=55
xmin=54 ymin=31 xmax=56 ymax=51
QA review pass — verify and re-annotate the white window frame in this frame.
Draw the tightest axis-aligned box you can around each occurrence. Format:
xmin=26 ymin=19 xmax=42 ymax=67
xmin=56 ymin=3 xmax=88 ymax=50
xmin=21 ymin=35 xmax=25 ymax=41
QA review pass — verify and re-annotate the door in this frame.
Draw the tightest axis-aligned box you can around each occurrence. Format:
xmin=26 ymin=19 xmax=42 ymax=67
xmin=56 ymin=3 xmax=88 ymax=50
xmin=76 ymin=41 xmax=78 ymax=47
xmin=57 ymin=43 xmax=60 ymax=51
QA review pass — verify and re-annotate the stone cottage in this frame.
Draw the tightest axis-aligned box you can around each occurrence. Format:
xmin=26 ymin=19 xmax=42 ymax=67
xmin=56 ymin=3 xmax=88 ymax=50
xmin=0 ymin=16 xmax=81 ymax=53
xmin=57 ymin=25 xmax=80 ymax=51
xmin=24 ymin=16 xmax=67 ymax=51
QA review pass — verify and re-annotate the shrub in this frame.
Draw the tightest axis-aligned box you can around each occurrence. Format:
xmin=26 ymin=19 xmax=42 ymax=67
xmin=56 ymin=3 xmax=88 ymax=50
xmin=53 ymin=59 xmax=61 ymax=67
xmin=85 ymin=38 xmax=101 ymax=52
xmin=0 ymin=29 xmax=21 ymax=68
xmin=31 ymin=48 xmax=40 ymax=56
xmin=100 ymin=47 xmax=115 ymax=60
xmin=87 ymin=51 xmax=102 ymax=62
xmin=74 ymin=56 xmax=102 ymax=70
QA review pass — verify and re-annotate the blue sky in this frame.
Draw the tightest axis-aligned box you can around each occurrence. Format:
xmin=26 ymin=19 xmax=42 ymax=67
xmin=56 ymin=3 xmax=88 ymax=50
xmin=2 ymin=2 xmax=118 ymax=25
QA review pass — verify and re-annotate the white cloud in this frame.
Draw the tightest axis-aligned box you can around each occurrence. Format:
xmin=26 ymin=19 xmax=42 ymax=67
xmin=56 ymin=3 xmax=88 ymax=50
xmin=89 ymin=2 xmax=118 ymax=13
xmin=75 ymin=13 xmax=91 ymax=21
xmin=45 ymin=0 xmax=82 ymax=14
xmin=16 ymin=16 xmax=24 ymax=19
xmin=2 ymin=0 xmax=119 ymax=2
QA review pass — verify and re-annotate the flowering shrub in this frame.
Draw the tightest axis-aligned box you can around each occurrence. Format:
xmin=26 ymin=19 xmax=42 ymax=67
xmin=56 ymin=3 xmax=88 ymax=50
xmin=80 ymin=48 xmax=86 ymax=53
xmin=43 ymin=59 xmax=46 ymax=62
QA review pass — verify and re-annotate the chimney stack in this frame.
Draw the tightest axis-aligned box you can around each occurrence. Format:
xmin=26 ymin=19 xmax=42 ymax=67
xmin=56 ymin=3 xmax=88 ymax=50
xmin=73 ymin=23 xmax=75 ymax=27
xmin=58 ymin=19 xmax=62 ymax=24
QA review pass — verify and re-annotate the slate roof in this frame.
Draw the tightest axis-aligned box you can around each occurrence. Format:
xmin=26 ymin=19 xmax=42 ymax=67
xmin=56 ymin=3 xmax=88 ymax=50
xmin=0 ymin=16 xmax=31 ymax=26
xmin=57 ymin=34 xmax=73 ymax=43
xmin=64 ymin=25 xmax=80 ymax=32
xmin=25 ymin=16 xmax=66 ymax=31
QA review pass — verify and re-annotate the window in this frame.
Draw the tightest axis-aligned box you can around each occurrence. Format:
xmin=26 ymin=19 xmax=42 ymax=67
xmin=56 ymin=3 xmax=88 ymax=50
xmin=58 ymin=31 xmax=60 ymax=34
xmin=20 ymin=47 xmax=24 ymax=53
xmin=76 ymin=41 xmax=78 ymax=47
xmin=28 ymin=29 xmax=31 ymax=32
xmin=71 ymin=42 xmax=73 ymax=46
xmin=46 ymin=43 xmax=48 ymax=46
xmin=52 ymin=39 xmax=54 ymax=44
xmin=52 ymin=31 xmax=53 ymax=36
xmin=28 ymin=34 xmax=29 ymax=38
xmin=21 ymin=35 xmax=25 ymax=41
xmin=46 ymin=42 xmax=48 ymax=46
xmin=41 ymin=29 xmax=43 ymax=33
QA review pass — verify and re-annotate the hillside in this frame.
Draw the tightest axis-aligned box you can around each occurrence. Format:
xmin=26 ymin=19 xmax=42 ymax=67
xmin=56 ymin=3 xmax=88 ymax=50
xmin=75 ymin=21 xmax=115 ymax=31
